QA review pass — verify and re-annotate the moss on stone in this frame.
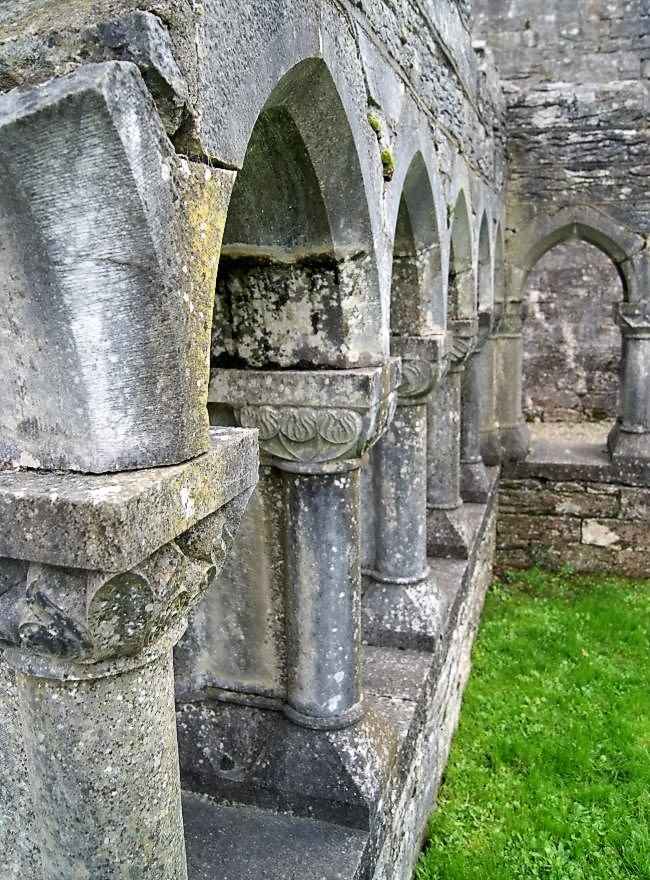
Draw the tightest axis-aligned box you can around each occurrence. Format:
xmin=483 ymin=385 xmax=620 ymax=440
xmin=381 ymin=148 xmax=395 ymax=181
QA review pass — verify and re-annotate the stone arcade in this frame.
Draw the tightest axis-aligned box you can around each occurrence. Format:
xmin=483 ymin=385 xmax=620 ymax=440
xmin=0 ymin=2 xmax=648 ymax=879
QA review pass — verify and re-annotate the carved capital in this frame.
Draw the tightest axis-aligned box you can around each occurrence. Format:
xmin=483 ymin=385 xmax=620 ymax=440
xmin=449 ymin=319 xmax=478 ymax=370
xmin=0 ymin=489 xmax=252 ymax=674
xmin=210 ymin=362 xmax=401 ymax=471
xmin=615 ymin=302 xmax=650 ymax=337
xmin=236 ymin=399 xmax=396 ymax=468
xmin=390 ymin=334 xmax=450 ymax=402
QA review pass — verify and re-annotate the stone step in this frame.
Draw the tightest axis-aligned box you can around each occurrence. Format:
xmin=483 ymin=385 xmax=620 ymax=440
xmin=183 ymin=791 xmax=367 ymax=880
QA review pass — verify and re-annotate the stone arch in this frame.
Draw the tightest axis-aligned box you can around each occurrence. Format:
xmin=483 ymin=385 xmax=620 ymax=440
xmin=448 ymin=190 xmax=475 ymax=320
xmin=390 ymin=152 xmax=444 ymax=334
xmin=512 ymin=206 xmax=644 ymax=303
xmin=477 ymin=213 xmax=492 ymax=315
xmin=213 ymin=58 xmax=382 ymax=370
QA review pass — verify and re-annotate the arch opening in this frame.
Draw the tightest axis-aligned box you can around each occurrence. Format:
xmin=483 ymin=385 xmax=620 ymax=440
xmin=390 ymin=154 xmax=443 ymax=334
xmin=448 ymin=192 xmax=475 ymax=321
xmin=523 ymin=239 xmax=623 ymax=425
xmin=212 ymin=59 xmax=381 ymax=371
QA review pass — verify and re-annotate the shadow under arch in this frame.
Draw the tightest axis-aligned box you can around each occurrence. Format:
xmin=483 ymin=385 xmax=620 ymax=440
xmin=448 ymin=190 xmax=475 ymax=320
xmin=214 ymin=58 xmax=381 ymax=370
xmin=390 ymin=152 xmax=444 ymax=334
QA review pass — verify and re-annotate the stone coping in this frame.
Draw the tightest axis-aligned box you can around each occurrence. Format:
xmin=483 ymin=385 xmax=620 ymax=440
xmin=0 ymin=428 xmax=258 ymax=572
xmin=504 ymin=423 xmax=650 ymax=488
xmin=209 ymin=360 xmax=401 ymax=409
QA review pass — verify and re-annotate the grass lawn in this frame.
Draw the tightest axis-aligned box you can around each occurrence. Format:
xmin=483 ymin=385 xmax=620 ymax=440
xmin=416 ymin=568 xmax=650 ymax=880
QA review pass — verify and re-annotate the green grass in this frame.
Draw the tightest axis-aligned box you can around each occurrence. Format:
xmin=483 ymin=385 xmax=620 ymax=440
xmin=416 ymin=568 xmax=650 ymax=880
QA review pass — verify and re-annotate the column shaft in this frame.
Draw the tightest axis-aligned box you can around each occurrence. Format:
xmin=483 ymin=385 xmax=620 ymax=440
xmin=371 ymin=401 xmax=429 ymax=584
xmin=15 ymin=649 xmax=187 ymax=880
xmin=494 ymin=329 xmax=530 ymax=462
xmin=283 ymin=468 xmax=363 ymax=729
xmin=427 ymin=369 xmax=462 ymax=509
xmin=460 ymin=352 xmax=491 ymax=502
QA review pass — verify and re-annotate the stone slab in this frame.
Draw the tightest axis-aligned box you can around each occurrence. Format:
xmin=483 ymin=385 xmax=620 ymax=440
xmin=209 ymin=361 xmax=401 ymax=409
xmin=183 ymin=792 xmax=367 ymax=880
xmin=504 ymin=424 xmax=650 ymax=488
xmin=0 ymin=428 xmax=258 ymax=571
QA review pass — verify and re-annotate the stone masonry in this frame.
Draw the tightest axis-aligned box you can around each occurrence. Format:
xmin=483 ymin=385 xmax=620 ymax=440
xmin=0 ymin=2 xmax=648 ymax=880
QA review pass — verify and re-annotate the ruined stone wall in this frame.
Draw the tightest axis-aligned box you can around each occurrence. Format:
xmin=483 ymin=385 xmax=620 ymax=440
xmin=473 ymin=0 xmax=650 ymax=233
xmin=523 ymin=241 xmax=622 ymax=422
xmin=498 ymin=471 xmax=650 ymax=578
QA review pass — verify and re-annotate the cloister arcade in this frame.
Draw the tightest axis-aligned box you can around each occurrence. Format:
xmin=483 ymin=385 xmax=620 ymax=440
xmin=0 ymin=2 xmax=648 ymax=879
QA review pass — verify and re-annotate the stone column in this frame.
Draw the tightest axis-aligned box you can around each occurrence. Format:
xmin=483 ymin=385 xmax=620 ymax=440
xmin=427 ymin=321 xmax=476 ymax=558
xmin=368 ymin=336 xmax=446 ymax=586
xmin=493 ymin=302 xmax=530 ymax=462
xmin=608 ymin=303 xmax=650 ymax=465
xmin=211 ymin=361 xmax=400 ymax=729
xmin=0 ymin=430 xmax=258 ymax=880
xmin=477 ymin=307 xmax=502 ymax=466
xmin=461 ymin=315 xmax=492 ymax=502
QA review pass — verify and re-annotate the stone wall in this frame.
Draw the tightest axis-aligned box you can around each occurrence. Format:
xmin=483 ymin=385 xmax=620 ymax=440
xmin=523 ymin=240 xmax=622 ymax=422
xmin=498 ymin=476 xmax=650 ymax=577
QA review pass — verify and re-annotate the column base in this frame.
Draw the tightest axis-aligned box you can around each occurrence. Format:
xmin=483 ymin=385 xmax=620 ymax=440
xmin=177 ymin=698 xmax=396 ymax=830
xmin=461 ymin=458 xmax=491 ymax=503
xmin=480 ymin=428 xmax=502 ymax=466
xmin=284 ymin=700 xmax=364 ymax=731
xmin=499 ymin=422 xmax=530 ymax=462
xmin=426 ymin=506 xmax=471 ymax=559
xmin=362 ymin=570 xmax=442 ymax=651
xmin=607 ymin=419 xmax=650 ymax=465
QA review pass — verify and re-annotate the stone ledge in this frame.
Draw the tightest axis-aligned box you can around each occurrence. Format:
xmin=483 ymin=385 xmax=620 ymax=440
xmin=209 ymin=362 xmax=401 ymax=410
xmin=0 ymin=428 xmax=258 ymax=572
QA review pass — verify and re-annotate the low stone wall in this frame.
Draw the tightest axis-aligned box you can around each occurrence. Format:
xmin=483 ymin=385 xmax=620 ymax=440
xmin=497 ymin=426 xmax=650 ymax=578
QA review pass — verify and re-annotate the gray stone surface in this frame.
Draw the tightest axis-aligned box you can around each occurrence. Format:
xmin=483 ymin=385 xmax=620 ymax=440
xmin=183 ymin=792 xmax=367 ymax=880
xmin=0 ymin=61 xmax=234 ymax=473
xmin=0 ymin=428 xmax=258 ymax=571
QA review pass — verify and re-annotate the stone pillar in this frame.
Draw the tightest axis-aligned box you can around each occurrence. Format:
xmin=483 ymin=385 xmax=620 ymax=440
xmin=477 ymin=307 xmax=502 ymax=466
xmin=210 ymin=361 xmax=400 ymax=729
xmin=608 ymin=303 xmax=650 ymax=465
xmin=427 ymin=321 xmax=476 ymax=558
xmin=368 ymin=337 xmax=446 ymax=586
xmin=493 ymin=302 xmax=530 ymax=462
xmin=461 ymin=316 xmax=492 ymax=502
xmin=0 ymin=430 xmax=258 ymax=879
xmin=283 ymin=465 xmax=362 ymax=727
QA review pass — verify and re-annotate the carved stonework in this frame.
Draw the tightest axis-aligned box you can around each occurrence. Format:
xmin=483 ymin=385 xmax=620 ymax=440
xmin=615 ymin=302 xmax=650 ymax=337
xmin=0 ymin=489 xmax=252 ymax=666
xmin=398 ymin=359 xmax=438 ymax=401
xmin=236 ymin=398 xmax=397 ymax=466
xmin=449 ymin=320 xmax=478 ymax=370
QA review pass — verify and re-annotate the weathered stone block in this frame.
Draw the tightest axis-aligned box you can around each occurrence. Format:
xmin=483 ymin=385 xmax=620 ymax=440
xmin=620 ymin=486 xmax=650 ymax=521
xmin=0 ymin=61 xmax=234 ymax=473
xmin=499 ymin=485 xmax=620 ymax=518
